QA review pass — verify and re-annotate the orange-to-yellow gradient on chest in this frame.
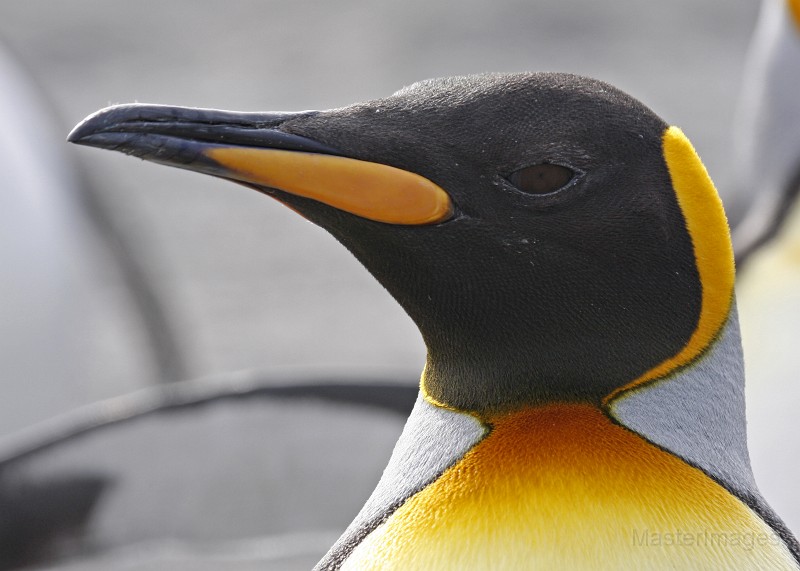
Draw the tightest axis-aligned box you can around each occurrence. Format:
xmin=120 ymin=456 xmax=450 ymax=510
xmin=341 ymin=404 xmax=797 ymax=570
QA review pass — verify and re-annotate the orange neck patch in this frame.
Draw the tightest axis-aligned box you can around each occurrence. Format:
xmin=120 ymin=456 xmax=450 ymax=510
xmin=605 ymin=127 xmax=735 ymax=404
xmin=342 ymin=404 xmax=795 ymax=570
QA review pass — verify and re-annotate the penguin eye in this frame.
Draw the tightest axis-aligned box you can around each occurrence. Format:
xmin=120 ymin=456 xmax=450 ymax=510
xmin=507 ymin=164 xmax=574 ymax=195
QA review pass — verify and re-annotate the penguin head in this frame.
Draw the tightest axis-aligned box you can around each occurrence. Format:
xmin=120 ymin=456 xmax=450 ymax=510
xmin=69 ymin=73 xmax=734 ymax=414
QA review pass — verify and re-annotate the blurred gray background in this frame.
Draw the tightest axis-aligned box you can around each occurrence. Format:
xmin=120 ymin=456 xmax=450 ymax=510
xmin=2 ymin=0 xmax=800 ymax=568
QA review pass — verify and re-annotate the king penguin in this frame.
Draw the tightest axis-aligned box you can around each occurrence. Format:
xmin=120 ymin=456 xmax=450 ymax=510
xmin=69 ymin=72 xmax=800 ymax=570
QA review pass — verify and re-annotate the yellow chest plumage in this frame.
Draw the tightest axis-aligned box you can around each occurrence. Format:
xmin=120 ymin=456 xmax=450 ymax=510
xmin=342 ymin=404 xmax=797 ymax=570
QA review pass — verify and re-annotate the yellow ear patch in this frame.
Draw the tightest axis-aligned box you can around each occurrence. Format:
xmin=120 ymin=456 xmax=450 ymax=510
xmin=604 ymin=126 xmax=735 ymax=404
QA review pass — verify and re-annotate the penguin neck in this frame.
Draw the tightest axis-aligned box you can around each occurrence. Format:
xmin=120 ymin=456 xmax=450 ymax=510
xmin=418 ymin=330 xmax=613 ymax=415
xmin=606 ymin=302 xmax=757 ymax=497
xmin=419 ymin=301 xmax=754 ymax=487
xmin=319 ymin=304 xmax=790 ymax=570
xmin=415 ymin=290 xmax=726 ymax=414
xmin=423 ymin=300 xmax=758 ymax=499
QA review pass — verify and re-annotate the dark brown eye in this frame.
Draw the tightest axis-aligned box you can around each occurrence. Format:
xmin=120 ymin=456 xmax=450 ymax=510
xmin=507 ymin=164 xmax=574 ymax=195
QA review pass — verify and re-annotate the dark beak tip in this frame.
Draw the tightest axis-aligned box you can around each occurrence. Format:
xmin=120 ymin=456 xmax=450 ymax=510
xmin=66 ymin=103 xmax=153 ymax=144
xmin=67 ymin=105 xmax=115 ymax=144
xmin=66 ymin=121 xmax=89 ymax=144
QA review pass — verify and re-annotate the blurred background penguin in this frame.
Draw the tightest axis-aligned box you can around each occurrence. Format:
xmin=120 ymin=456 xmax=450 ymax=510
xmin=734 ymin=0 xmax=800 ymax=540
